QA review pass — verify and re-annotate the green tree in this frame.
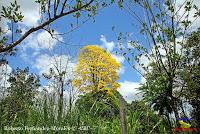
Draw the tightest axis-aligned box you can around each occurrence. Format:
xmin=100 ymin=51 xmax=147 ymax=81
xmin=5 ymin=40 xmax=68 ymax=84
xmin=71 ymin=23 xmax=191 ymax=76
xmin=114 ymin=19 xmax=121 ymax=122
xmin=181 ymin=28 xmax=200 ymax=129
xmin=0 ymin=68 xmax=40 ymax=126
xmin=127 ymin=100 xmax=170 ymax=134
xmin=76 ymin=90 xmax=121 ymax=119
xmin=118 ymin=0 xmax=200 ymax=125
xmin=139 ymin=67 xmax=174 ymax=128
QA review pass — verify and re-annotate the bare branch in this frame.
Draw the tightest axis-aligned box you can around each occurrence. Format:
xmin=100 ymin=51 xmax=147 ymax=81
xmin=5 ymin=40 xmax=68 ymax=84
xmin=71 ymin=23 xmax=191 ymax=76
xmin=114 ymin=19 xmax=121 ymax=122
xmin=61 ymin=0 xmax=68 ymax=13
xmin=48 ymin=0 xmax=51 ymax=19
xmin=0 ymin=0 xmax=95 ymax=53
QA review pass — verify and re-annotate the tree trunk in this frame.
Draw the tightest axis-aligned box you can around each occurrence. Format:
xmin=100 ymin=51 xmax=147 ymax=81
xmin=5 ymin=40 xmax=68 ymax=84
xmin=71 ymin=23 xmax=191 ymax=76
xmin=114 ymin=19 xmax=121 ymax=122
xmin=165 ymin=113 xmax=172 ymax=129
xmin=58 ymin=78 xmax=64 ymax=121
xmin=119 ymin=97 xmax=127 ymax=134
xmin=167 ymin=76 xmax=179 ymax=125
xmin=171 ymin=97 xmax=179 ymax=126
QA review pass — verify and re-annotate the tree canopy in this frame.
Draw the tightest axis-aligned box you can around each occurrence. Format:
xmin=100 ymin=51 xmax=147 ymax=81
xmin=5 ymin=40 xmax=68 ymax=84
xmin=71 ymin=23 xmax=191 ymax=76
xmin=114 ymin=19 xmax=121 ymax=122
xmin=73 ymin=45 xmax=120 ymax=94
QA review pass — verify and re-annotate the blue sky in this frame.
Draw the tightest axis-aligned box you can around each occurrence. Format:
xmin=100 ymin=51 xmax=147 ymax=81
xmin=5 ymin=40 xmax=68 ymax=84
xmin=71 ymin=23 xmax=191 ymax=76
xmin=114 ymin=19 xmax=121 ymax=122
xmin=8 ymin=3 xmax=142 ymax=80
xmin=2 ymin=0 xmax=200 ymax=103
xmin=1 ymin=0 xmax=150 ymax=103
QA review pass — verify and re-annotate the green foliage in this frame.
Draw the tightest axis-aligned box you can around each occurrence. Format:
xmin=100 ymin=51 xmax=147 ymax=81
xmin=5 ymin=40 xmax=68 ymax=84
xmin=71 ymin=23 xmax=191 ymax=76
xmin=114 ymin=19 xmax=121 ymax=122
xmin=0 ymin=74 xmax=170 ymax=134
xmin=117 ymin=0 xmax=200 ymax=126
xmin=76 ymin=90 xmax=121 ymax=119
xmin=2 ymin=0 xmax=199 ymax=133
xmin=127 ymin=101 xmax=169 ymax=134
xmin=181 ymin=28 xmax=200 ymax=129
xmin=1 ymin=0 xmax=24 ymax=23
xmin=139 ymin=69 xmax=174 ymax=115
xmin=0 ymin=68 xmax=40 ymax=130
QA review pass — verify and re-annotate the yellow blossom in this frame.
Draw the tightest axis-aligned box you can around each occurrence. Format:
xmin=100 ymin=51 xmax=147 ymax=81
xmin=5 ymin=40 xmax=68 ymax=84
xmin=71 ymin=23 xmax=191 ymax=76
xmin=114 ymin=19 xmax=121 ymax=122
xmin=73 ymin=45 xmax=121 ymax=94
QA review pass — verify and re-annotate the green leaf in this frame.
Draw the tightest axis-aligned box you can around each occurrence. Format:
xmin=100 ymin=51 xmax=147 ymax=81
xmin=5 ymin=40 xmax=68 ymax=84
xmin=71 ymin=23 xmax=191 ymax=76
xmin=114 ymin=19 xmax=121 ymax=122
xmin=118 ymin=0 xmax=123 ymax=8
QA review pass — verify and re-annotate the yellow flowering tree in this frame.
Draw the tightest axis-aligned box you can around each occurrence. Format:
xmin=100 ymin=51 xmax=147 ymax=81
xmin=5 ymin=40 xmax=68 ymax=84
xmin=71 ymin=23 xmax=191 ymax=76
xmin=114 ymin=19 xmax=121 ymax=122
xmin=73 ymin=45 xmax=120 ymax=94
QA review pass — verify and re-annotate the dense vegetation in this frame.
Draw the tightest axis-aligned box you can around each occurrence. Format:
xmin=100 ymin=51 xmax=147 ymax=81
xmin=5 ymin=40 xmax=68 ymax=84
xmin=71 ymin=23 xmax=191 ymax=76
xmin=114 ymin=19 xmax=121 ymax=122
xmin=0 ymin=0 xmax=200 ymax=134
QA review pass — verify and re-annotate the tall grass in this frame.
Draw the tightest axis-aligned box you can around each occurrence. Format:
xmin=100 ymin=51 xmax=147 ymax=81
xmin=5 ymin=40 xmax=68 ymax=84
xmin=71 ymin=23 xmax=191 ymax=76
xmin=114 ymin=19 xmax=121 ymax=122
xmin=0 ymin=91 xmax=171 ymax=134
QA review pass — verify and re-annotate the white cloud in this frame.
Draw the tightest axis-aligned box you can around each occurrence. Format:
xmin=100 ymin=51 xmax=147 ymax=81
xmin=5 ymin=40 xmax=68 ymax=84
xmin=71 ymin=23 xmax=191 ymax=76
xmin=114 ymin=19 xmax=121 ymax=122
xmin=34 ymin=54 xmax=79 ymax=104
xmin=118 ymin=81 xmax=143 ymax=103
xmin=100 ymin=35 xmax=115 ymax=52
xmin=18 ymin=0 xmax=40 ymax=27
xmin=34 ymin=54 xmax=52 ymax=74
xmin=0 ymin=18 xmax=11 ymax=35
xmin=0 ymin=64 xmax=12 ymax=98
xmin=111 ymin=53 xmax=125 ymax=74
xmin=140 ymin=76 xmax=146 ymax=83
xmin=34 ymin=54 xmax=75 ymax=77
xmin=134 ymin=54 xmax=151 ymax=76
xmin=117 ymin=66 xmax=125 ymax=75
xmin=34 ymin=53 xmax=77 ymax=97
xmin=110 ymin=54 xmax=125 ymax=74
xmin=135 ymin=40 xmax=184 ymax=76
xmin=23 ymin=30 xmax=63 ymax=51
xmin=111 ymin=54 xmax=125 ymax=63
xmin=100 ymin=35 xmax=125 ymax=74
